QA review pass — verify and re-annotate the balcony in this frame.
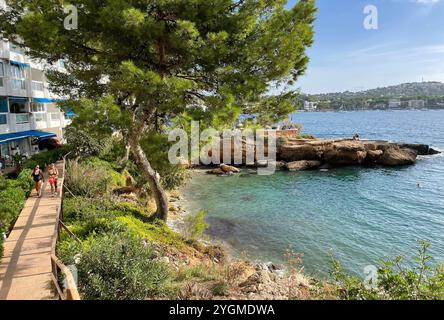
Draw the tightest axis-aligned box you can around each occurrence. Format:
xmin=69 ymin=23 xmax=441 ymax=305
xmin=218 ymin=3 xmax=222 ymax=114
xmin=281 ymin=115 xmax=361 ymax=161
xmin=0 ymin=40 xmax=10 ymax=59
xmin=7 ymin=113 xmax=31 ymax=132
xmin=0 ymin=76 xmax=28 ymax=97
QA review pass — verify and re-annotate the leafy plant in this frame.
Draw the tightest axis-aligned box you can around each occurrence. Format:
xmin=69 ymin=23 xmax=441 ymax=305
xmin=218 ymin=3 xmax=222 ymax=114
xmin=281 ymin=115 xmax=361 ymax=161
xmin=74 ymin=233 xmax=172 ymax=300
xmin=184 ymin=210 xmax=209 ymax=240
xmin=330 ymin=241 xmax=444 ymax=300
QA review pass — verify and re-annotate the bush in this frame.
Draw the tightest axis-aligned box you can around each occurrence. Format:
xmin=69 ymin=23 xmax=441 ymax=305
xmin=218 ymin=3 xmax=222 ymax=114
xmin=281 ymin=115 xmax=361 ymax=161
xmin=65 ymin=160 xmax=113 ymax=197
xmin=331 ymin=241 xmax=444 ymax=300
xmin=213 ymin=282 xmax=229 ymax=296
xmin=22 ymin=147 xmax=68 ymax=171
xmin=74 ymin=233 xmax=172 ymax=300
xmin=0 ymin=174 xmax=30 ymax=258
xmin=184 ymin=210 xmax=209 ymax=240
xmin=0 ymin=183 xmax=26 ymax=232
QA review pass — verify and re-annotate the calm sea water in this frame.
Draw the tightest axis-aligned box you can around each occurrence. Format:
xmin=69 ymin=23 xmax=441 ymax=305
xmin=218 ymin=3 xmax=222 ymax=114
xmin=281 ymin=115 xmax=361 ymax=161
xmin=181 ymin=110 xmax=444 ymax=277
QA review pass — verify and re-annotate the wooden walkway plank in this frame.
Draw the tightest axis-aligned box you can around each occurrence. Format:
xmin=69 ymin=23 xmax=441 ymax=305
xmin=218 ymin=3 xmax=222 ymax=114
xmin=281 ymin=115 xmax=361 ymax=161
xmin=0 ymin=161 xmax=64 ymax=300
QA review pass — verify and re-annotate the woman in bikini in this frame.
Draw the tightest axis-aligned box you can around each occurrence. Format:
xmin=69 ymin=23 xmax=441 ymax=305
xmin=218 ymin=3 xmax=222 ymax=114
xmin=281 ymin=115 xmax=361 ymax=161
xmin=48 ymin=163 xmax=59 ymax=196
xmin=31 ymin=165 xmax=44 ymax=198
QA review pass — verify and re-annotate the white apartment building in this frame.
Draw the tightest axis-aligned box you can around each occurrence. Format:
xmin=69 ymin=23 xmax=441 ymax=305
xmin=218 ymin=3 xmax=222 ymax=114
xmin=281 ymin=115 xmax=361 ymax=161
xmin=303 ymin=101 xmax=318 ymax=111
xmin=0 ymin=27 xmax=70 ymax=159
xmin=407 ymin=100 xmax=425 ymax=109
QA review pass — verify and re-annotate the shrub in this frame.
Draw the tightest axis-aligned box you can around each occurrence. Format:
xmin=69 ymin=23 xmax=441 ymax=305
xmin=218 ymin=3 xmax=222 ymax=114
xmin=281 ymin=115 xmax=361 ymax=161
xmin=331 ymin=241 xmax=444 ymax=300
xmin=213 ymin=282 xmax=229 ymax=296
xmin=184 ymin=210 xmax=209 ymax=240
xmin=74 ymin=233 xmax=172 ymax=300
xmin=65 ymin=160 xmax=113 ymax=197
xmin=22 ymin=147 xmax=68 ymax=171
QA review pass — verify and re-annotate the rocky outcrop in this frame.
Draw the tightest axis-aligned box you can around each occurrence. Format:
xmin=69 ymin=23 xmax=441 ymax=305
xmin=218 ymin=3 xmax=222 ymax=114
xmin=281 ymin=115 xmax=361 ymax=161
xmin=207 ymin=164 xmax=241 ymax=175
xmin=377 ymin=147 xmax=418 ymax=166
xmin=365 ymin=149 xmax=384 ymax=163
xmin=323 ymin=140 xmax=367 ymax=165
xmin=287 ymin=160 xmax=322 ymax=171
xmin=202 ymin=137 xmax=439 ymax=170
xmin=279 ymin=140 xmax=327 ymax=162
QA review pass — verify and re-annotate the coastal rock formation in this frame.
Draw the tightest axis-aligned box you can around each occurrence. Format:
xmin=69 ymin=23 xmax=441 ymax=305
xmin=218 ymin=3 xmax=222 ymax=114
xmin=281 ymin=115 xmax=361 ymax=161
xmin=220 ymin=164 xmax=241 ymax=173
xmin=323 ymin=140 xmax=367 ymax=165
xmin=207 ymin=164 xmax=241 ymax=175
xmin=377 ymin=147 xmax=418 ymax=166
xmin=365 ymin=149 xmax=384 ymax=163
xmin=279 ymin=140 xmax=326 ymax=162
xmin=287 ymin=160 xmax=322 ymax=171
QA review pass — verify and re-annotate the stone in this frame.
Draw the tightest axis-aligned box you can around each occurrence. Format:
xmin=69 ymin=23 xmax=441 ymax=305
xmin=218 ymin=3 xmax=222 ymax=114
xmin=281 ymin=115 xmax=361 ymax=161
xmin=207 ymin=168 xmax=225 ymax=175
xmin=378 ymin=147 xmax=417 ymax=166
xmin=366 ymin=149 xmax=384 ymax=163
xmin=324 ymin=140 xmax=367 ymax=165
xmin=287 ymin=160 xmax=322 ymax=171
xmin=220 ymin=164 xmax=241 ymax=173
xmin=279 ymin=143 xmax=324 ymax=162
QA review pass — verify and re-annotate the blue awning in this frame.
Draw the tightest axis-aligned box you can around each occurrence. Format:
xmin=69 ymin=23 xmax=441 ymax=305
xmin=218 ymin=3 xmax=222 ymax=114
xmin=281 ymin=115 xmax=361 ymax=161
xmin=33 ymin=98 xmax=58 ymax=103
xmin=10 ymin=60 xmax=30 ymax=68
xmin=0 ymin=130 xmax=57 ymax=145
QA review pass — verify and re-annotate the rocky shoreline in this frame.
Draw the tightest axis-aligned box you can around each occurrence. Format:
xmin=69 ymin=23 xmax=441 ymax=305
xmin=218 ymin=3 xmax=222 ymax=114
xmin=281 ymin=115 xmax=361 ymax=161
xmin=205 ymin=138 xmax=441 ymax=174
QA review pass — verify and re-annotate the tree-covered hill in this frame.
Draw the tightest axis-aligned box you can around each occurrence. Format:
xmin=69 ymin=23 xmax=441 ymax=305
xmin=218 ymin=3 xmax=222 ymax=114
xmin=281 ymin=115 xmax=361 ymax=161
xmin=301 ymin=82 xmax=444 ymax=111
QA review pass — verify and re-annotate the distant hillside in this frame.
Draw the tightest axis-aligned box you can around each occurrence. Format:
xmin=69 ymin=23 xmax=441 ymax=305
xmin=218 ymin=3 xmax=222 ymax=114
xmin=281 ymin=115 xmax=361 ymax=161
xmin=301 ymin=82 xmax=444 ymax=111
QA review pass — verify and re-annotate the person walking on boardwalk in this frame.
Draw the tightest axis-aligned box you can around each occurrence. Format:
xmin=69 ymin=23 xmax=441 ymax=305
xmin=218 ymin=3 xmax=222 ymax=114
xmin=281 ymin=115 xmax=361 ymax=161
xmin=48 ymin=163 xmax=59 ymax=196
xmin=31 ymin=165 xmax=44 ymax=198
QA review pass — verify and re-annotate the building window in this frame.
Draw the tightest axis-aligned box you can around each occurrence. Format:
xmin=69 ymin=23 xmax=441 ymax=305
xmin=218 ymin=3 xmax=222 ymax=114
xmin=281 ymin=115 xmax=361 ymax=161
xmin=9 ymin=100 xmax=28 ymax=113
xmin=11 ymin=79 xmax=26 ymax=90
xmin=0 ymin=98 xmax=7 ymax=113
xmin=10 ymin=43 xmax=24 ymax=54
xmin=33 ymin=113 xmax=45 ymax=122
xmin=31 ymin=102 xmax=45 ymax=112
xmin=11 ymin=64 xmax=25 ymax=79
xmin=50 ymin=113 xmax=60 ymax=121
xmin=32 ymin=81 xmax=44 ymax=91
xmin=0 ymin=62 xmax=4 ymax=87
xmin=0 ymin=114 xmax=7 ymax=125
xmin=15 ymin=113 xmax=29 ymax=124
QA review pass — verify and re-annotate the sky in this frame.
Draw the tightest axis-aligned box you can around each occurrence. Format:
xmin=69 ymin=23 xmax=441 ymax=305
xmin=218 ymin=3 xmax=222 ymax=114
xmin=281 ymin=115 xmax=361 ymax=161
xmin=287 ymin=0 xmax=444 ymax=94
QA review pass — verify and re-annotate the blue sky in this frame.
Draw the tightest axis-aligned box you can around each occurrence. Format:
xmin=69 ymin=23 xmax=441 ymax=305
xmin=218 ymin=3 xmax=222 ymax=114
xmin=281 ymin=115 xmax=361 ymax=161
xmin=287 ymin=0 xmax=444 ymax=93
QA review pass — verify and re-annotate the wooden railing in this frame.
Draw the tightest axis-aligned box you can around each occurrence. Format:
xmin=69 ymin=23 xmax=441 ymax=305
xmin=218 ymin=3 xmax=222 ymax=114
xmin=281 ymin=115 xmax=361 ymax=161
xmin=50 ymin=156 xmax=81 ymax=300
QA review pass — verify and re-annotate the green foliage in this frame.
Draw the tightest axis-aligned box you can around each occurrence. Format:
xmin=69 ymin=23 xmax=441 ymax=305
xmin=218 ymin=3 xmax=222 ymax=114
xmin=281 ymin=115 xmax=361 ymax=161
xmin=331 ymin=241 xmax=444 ymax=300
xmin=73 ymin=233 xmax=172 ymax=300
xmin=117 ymin=215 xmax=186 ymax=248
xmin=139 ymin=132 xmax=189 ymax=190
xmin=20 ymin=148 xmax=67 ymax=172
xmin=213 ymin=281 xmax=229 ymax=296
xmin=0 ymin=172 xmax=34 ymax=258
xmin=184 ymin=210 xmax=209 ymax=240
xmin=65 ymin=159 xmax=125 ymax=198
xmin=65 ymin=126 xmax=110 ymax=159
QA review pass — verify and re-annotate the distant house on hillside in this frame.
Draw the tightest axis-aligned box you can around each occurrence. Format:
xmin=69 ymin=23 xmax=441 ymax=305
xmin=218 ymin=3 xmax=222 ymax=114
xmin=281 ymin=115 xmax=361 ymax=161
xmin=388 ymin=99 xmax=402 ymax=109
xmin=407 ymin=100 xmax=425 ymax=109
xmin=303 ymin=101 xmax=318 ymax=111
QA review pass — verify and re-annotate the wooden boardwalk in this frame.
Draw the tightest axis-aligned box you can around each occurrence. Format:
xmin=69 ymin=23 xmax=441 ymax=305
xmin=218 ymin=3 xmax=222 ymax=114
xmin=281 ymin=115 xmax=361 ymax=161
xmin=0 ymin=162 xmax=64 ymax=300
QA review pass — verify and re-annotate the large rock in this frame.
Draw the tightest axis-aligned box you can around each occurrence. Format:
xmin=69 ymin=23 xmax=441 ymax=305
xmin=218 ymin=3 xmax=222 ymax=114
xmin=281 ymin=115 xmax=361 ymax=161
xmin=377 ymin=147 xmax=417 ymax=166
xmin=324 ymin=140 xmax=367 ymax=165
xmin=279 ymin=142 xmax=325 ymax=162
xmin=365 ymin=149 xmax=384 ymax=163
xmin=287 ymin=160 xmax=322 ymax=171
xmin=220 ymin=164 xmax=241 ymax=173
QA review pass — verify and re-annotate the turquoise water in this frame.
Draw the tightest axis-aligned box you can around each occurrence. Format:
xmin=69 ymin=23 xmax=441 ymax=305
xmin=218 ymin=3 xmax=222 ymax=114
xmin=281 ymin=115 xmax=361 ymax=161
xmin=181 ymin=110 xmax=444 ymax=276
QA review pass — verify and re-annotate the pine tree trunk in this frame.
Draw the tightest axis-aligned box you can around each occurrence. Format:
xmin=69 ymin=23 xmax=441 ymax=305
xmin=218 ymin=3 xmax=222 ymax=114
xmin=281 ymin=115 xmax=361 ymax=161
xmin=128 ymin=135 xmax=169 ymax=222
xmin=118 ymin=143 xmax=131 ymax=167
